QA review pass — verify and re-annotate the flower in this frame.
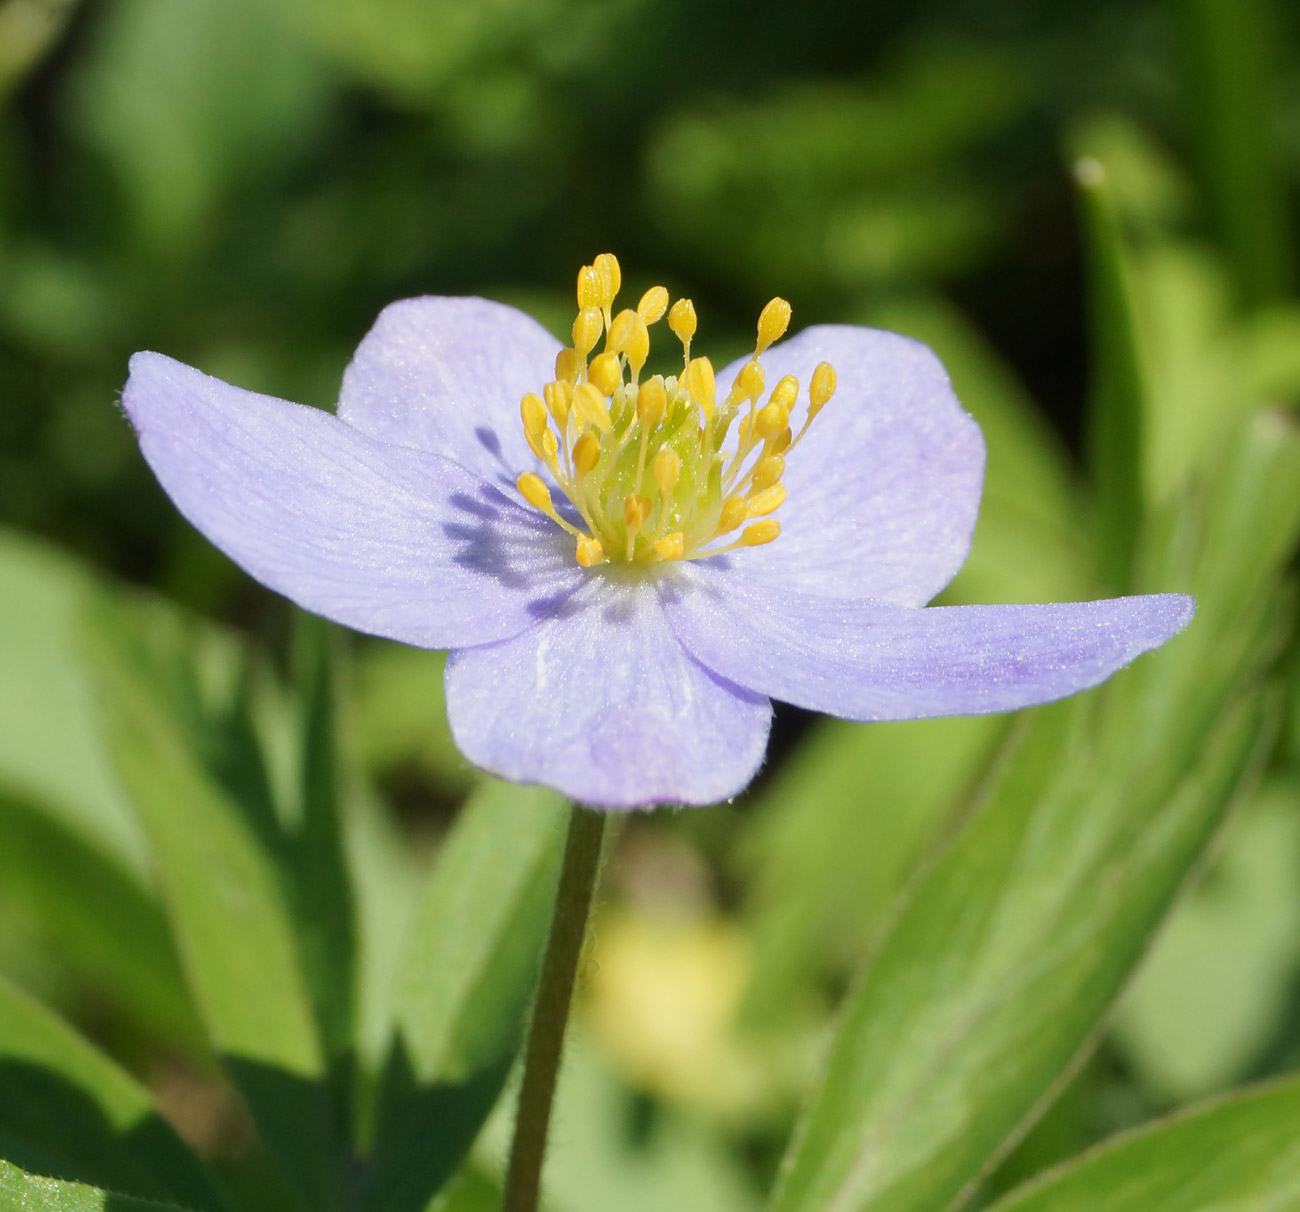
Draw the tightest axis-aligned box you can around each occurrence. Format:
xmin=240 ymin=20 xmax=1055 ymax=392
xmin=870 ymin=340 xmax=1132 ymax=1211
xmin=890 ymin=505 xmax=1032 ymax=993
xmin=121 ymin=255 xmax=1192 ymax=809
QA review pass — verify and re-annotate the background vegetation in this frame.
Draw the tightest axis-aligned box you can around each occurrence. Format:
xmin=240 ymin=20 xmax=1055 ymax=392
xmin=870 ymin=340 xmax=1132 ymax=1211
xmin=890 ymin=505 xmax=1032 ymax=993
xmin=2 ymin=0 xmax=1300 ymax=1209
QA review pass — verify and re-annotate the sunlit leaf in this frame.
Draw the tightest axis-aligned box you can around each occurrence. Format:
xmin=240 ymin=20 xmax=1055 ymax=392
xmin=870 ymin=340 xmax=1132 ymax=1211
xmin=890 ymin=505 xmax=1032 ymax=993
xmin=0 ymin=979 xmax=222 ymax=1210
xmin=81 ymin=596 xmax=343 ymax=1212
xmin=1114 ymin=777 xmax=1300 ymax=1100
xmin=986 ymin=1073 xmax=1300 ymax=1212
xmin=769 ymin=407 xmax=1300 ymax=1212
xmin=361 ymin=780 xmax=567 ymax=1212
xmin=0 ymin=1158 xmax=192 ymax=1212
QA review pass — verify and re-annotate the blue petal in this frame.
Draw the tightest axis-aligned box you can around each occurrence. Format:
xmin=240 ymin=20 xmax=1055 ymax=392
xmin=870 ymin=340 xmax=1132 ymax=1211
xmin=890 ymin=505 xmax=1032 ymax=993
xmin=660 ymin=565 xmax=1194 ymax=721
xmin=445 ymin=574 xmax=772 ymax=808
xmin=124 ymin=352 xmax=583 ymax=648
xmin=716 ymin=325 xmax=985 ymax=606
xmin=338 ymin=296 xmax=561 ymax=487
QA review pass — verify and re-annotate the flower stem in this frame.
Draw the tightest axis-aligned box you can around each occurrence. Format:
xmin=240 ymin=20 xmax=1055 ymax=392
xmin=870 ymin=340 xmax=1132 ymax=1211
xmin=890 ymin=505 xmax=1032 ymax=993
xmin=502 ymin=803 xmax=607 ymax=1212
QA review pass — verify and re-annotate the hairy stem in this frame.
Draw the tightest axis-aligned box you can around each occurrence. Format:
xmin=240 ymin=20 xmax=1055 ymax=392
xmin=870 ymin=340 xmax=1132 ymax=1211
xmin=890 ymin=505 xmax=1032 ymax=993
xmin=502 ymin=804 xmax=607 ymax=1212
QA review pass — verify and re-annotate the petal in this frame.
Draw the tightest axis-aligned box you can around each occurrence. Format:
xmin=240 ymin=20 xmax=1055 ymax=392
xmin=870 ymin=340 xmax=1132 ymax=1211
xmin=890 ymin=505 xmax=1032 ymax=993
xmin=660 ymin=565 xmax=1194 ymax=721
xmin=716 ymin=325 xmax=985 ymax=606
xmin=445 ymin=574 xmax=772 ymax=809
xmin=124 ymin=352 xmax=583 ymax=648
xmin=337 ymin=296 xmax=562 ymax=485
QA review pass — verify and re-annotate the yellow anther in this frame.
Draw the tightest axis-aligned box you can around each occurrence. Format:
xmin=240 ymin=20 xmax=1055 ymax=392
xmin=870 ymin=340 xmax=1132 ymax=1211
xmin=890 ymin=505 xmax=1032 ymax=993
xmin=638 ymin=285 xmax=670 ymax=323
xmin=520 ymin=392 xmax=548 ymax=437
xmin=717 ymin=496 xmax=748 ymax=534
xmin=555 ymin=348 xmax=579 ymax=384
xmin=769 ymin=374 xmax=799 ymax=412
xmin=810 ymin=361 xmax=837 ymax=414
xmin=624 ymin=314 xmax=650 ymax=377
xmin=526 ymin=427 xmax=558 ymax=461
xmin=756 ymin=297 xmax=791 ymax=354
xmin=668 ymin=297 xmax=697 ymax=351
xmin=751 ymin=453 xmax=784 ymax=491
xmin=517 ymin=472 xmax=554 ymax=514
xmin=637 ymin=377 xmax=667 ymax=426
xmin=588 ymin=351 xmax=622 ymax=397
xmin=572 ymin=432 xmax=600 ymax=476
xmin=573 ymin=381 xmax=612 ymax=432
xmin=624 ymin=493 xmax=652 ymax=532
xmin=746 ymin=483 xmax=786 ymax=517
xmin=515 ymin=259 xmax=838 ymax=568
xmin=573 ymin=308 xmax=604 ymax=358
xmin=576 ymin=535 xmax=605 ymax=567
xmin=577 ymin=264 xmax=603 ymax=310
xmin=685 ymin=356 xmax=716 ymax=420
xmin=754 ymin=401 xmax=790 ymax=440
xmin=741 ymin=519 xmax=781 ymax=546
xmin=653 ymin=446 xmax=680 ymax=494
xmin=607 ymin=309 xmax=639 ymax=353
xmin=653 ymin=532 xmax=685 ymax=561
xmin=738 ymin=359 xmax=766 ymax=401
xmin=543 ymin=380 xmax=571 ymax=425
xmin=593 ymin=253 xmax=621 ymax=306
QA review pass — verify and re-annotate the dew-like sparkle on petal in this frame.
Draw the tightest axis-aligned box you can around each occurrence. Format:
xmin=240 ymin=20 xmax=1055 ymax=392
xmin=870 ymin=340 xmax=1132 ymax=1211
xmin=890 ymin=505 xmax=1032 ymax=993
xmin=514 ymin=253 xmax=838 ymax=567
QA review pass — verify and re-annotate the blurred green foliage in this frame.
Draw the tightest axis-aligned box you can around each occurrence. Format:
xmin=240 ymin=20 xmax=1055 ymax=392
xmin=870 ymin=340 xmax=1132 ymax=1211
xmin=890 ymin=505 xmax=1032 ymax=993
xmin=3 ymin=1 xmax=1300 ymax=1211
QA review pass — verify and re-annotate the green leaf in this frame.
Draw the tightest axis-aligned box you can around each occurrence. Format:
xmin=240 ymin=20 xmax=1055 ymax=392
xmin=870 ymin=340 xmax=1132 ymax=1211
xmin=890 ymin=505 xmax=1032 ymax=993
xmin=287 ymin=615 xmax=356 ymax=1119
xmin=0 ymin=1159 xmax=192 ymax=1212
xmin=81 ymin=596 xmax=343 ymax=1212
xmin=1173 ymin=0 xmax=1294 ymax=305
xmin=768 ymin=405 xmax=1300 ymax=1212
xmin=0 ymin=788 xmax=201 ymax=1049
xmin=362 ymin=780 xmax=568 ymax=1212
xmin=352 ymin=643 xmax=473 ymax=795
xmin=1114 ymin=777 xmax=1300 ymax=1099
xmin=737 ymin=714 xmax=1004 ymax=1025
xmin=69 ymin=0 xmax=329 ymax=253
xmin=0 ymin=979 xmax=222 ymax=1210
xmin=0 ymin=527 xmax=148 ymax=877
xmin=1073 ymin=152 xmax=1147 ymax=591
xmin=986 ymin=1074 xmax=1300 ymax=1212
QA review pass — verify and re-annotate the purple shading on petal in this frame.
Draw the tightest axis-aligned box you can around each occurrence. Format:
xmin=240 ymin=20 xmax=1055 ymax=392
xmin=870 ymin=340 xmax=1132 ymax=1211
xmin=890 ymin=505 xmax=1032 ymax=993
xmin=337 ymin=296 xmax=562 ymax=487
xmin=660 ymin=565 xmax=1194 ymax=721
xmin=445 ymin=573 xmax=772 ymax=809
xmin=123 ymin=352 xmax=583 ymax=649
xmin=716 ymin=326 xmax=985 ymax=607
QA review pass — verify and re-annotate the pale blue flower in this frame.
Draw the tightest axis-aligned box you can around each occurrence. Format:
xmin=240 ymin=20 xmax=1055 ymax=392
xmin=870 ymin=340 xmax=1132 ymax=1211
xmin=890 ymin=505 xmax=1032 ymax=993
xmin=122 ymin=265 xmax=1191 ymax=808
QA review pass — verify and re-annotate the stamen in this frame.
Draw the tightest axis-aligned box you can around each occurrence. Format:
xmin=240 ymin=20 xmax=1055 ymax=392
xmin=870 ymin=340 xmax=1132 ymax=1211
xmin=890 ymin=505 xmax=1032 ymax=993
xmin=593 ymin=253 xmax=621 ymax=308
xmin=741 ymin=520 xmax=780 ymax=546
xmin=588 ymin=352 xmax=621 ymax=397
xmin=755 ymin=297 xmax=791 ymax=354
xmin=514 ymin=257 xmax=836 ymax=568
xmin=573 ymin=308 xmax=604 ymax=359
xmin=668 ymin=298 xmax=696 ymax=361
xmin=576 ymin=535 xmax=604 ymax=566
xmin=638 ymin=286 xmax=669 ymax=323
xmin=653 ymin=532 xmax=685 ymax=561
xmin=685 ymin=357 xmax=716 ymax=423
xmin=573 ymin=433 xmax=600 ymax=476
xmin=746 ymin=484 xmax=786 ymax=517
xmin=576 ymin=265 xmax=603 ymax=310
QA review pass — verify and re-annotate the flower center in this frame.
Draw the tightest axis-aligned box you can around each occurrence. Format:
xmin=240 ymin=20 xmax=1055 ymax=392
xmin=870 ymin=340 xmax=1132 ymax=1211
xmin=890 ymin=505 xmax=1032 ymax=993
xmin=515 ymin=253 xmax=836 ymax=568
